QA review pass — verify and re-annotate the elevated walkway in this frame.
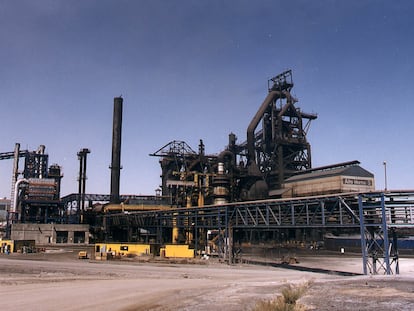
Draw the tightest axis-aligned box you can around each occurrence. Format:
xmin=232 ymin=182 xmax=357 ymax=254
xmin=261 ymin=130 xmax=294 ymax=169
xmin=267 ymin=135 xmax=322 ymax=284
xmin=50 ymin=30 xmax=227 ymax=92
xmin=104 ymin=190 xmax=414 ymax=275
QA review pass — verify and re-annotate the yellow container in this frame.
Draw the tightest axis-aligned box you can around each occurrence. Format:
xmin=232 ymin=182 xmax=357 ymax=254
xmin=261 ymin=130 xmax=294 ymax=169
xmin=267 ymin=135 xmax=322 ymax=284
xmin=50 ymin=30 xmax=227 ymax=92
xmin=95 ymin=243 xmax=150 ymax=258
xmin=164 ymin=244 xmax=194 ymax=258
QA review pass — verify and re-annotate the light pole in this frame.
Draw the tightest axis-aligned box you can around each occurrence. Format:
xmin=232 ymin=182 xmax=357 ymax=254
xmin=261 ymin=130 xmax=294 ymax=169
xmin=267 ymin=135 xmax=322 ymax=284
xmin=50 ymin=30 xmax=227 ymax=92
xmin=383 ymin=161 xmax=387 ymax=191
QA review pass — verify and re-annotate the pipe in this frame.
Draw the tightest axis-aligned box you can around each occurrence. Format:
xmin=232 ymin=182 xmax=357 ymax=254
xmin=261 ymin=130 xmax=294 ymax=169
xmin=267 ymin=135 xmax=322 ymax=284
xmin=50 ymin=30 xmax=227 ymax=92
xmin=277 ymin=93 xmax=296 ymax=117
xmin=246 ymin=90 xmax=288 ymax=175
xmin=10 ymin=143 xmax=20 ymax=208
xmin=77 ymin=148 xmax=90 ymax=219
xmin=13 ymin=178 xmax=29 ymax=222
xmin=110 ymin=97 xmax=123 ymax=204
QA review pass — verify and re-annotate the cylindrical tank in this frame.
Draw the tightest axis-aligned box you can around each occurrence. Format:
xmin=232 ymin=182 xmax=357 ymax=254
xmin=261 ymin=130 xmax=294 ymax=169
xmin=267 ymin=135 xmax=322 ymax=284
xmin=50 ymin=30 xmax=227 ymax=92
xmin=212 ymin=162 xmax=230 ymax=205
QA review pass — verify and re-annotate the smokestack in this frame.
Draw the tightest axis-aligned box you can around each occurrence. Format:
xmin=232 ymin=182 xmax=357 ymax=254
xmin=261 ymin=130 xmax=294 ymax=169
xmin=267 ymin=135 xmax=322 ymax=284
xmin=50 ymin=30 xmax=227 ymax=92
xmin=110 ymin=97 xmax=123 ymax=204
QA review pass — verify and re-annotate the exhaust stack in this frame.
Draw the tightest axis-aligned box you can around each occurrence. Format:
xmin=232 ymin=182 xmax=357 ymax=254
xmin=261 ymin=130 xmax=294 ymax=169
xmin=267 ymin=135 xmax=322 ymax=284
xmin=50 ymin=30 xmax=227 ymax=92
xmin=110 ymin=97 xmax=123 ymax=204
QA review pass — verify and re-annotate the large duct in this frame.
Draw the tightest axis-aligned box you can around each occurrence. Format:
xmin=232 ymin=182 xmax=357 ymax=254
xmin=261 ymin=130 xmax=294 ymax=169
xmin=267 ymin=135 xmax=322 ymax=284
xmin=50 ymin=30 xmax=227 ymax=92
xmin=110 ymin=97 xmax=123 ymax=204
xmin=246 ymin=90 xmax=289 ymax=176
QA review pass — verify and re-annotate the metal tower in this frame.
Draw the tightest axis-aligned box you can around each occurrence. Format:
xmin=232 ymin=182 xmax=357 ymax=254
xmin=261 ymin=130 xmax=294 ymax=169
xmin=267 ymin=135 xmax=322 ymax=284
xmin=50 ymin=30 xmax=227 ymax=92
xmin=359 ymin=193 xmax=399 ymax=275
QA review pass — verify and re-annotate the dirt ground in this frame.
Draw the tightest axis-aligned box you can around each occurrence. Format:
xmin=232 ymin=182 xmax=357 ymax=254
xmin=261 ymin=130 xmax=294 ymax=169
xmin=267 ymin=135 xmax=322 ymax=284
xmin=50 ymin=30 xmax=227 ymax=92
xmin=0 ymin=248 xmax=413 ymax=310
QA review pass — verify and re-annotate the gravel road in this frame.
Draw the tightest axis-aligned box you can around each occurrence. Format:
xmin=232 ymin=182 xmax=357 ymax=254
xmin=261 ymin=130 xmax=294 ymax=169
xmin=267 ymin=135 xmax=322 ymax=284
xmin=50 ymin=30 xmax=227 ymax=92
xmin=0 ymin=250 xmax=413 ymax=310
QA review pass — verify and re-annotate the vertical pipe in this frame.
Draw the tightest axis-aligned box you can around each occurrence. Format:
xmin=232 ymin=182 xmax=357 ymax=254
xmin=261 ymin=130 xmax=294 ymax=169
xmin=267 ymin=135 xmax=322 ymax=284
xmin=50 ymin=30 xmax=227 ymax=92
xmin=78 ymin=152 xmax=84 ymax=212
xmin=82 ymin=154 xmax=87 ymax=207
xmin=13 ymin=178 xmax=29 ymax=222
xmin=77 ymin=148 xmax=90 ymax=223
xmin=110 ymin=97 xmax=123 ymax=204
xmin=10 ymin=143 xmax=20 ymax=211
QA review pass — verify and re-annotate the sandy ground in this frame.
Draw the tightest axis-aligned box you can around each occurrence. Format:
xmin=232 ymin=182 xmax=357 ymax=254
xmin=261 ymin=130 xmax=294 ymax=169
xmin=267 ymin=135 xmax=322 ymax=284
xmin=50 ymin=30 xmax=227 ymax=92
xmin=0 ymin=249 xmax=413 ymax=310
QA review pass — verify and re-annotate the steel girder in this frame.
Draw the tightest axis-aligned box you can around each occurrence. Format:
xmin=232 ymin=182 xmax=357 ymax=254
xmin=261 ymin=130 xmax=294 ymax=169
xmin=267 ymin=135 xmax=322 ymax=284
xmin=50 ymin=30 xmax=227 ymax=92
xmin=104 ymin=193 xmax=363 ymax=239
xmin=358 ymin=192 xmax=414 ymax=275
xmin=104 ymin=192 xmax=414 ymax=232
xmin=103 ymin=191 xmax=414 ymax=273
xmin=228 ymin=195 xmax=360 ymax=229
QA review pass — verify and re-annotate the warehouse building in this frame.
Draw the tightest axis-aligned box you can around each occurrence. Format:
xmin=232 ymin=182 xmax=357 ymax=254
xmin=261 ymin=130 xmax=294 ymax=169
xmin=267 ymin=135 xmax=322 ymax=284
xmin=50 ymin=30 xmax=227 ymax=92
xmin=282 ymin=161 xmax=375 ymax=198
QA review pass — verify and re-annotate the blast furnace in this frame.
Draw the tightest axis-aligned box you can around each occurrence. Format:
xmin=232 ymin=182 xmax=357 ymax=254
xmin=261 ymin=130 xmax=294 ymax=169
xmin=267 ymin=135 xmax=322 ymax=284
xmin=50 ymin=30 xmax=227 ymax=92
xmin=151 ymin=70 xmax=317 ymax=207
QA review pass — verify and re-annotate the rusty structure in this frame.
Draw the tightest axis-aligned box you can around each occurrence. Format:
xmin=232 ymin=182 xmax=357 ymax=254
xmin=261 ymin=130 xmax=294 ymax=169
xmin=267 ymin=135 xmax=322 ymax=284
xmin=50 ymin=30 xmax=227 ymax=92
xmin=151 ymin=70 xmax=317 ymax=206
xmin=0 ymin=144 xmax=63 ymax=226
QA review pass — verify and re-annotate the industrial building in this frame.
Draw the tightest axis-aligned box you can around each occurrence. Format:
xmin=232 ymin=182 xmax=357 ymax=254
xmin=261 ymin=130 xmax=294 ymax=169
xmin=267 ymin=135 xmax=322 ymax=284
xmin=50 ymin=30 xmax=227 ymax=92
xmin=10 ymin=223 xmax=89 ymax=245
xmin=1 ymin=70 xmax=413 ymax=275
xmin=0 ymin=144 xmax=88 ymax=245
xmin=281 ymin=160 xmax=375 ymax=198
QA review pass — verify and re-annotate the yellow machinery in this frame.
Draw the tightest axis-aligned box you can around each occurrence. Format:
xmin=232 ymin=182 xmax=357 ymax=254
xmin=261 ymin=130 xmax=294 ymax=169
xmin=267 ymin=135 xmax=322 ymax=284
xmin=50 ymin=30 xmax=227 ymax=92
xmin=95 ymin=243 xmax=151 ymax=260
xmin=78 ymin=250 xmax=88 ymax=259
xmin=0 ymin=240 xmax=13 ymax=254
xmin=94 ymin=242 xmax=194 ymax=260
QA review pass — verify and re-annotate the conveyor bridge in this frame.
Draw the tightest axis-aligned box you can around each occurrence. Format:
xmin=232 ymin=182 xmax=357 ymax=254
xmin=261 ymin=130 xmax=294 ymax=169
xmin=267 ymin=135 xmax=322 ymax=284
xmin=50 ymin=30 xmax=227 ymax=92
xmin=104 ymin=190 xmax=414 ymax=275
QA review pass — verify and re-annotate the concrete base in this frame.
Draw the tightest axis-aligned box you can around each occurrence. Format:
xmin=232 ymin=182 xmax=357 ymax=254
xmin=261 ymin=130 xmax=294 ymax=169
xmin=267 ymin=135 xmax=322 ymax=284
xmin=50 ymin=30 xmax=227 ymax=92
xmin=11 ymin=223 xmax=89 ymax=245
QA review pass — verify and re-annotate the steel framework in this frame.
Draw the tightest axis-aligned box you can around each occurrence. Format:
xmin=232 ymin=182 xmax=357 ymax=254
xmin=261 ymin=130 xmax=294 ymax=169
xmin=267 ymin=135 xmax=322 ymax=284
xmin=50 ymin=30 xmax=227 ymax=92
xmin=102 ymin=190 xmax=414 ymax=274
xmin=358 ymin=192 xmax=414 ymax=274
xmin=150 ymin=71 xmax=318 ymax=205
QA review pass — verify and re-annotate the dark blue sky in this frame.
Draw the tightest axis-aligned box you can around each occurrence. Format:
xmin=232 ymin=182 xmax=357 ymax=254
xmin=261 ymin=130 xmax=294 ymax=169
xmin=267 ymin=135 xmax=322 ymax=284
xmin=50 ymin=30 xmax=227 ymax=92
xmin=0 ymin=1 xmax=413 ymax=197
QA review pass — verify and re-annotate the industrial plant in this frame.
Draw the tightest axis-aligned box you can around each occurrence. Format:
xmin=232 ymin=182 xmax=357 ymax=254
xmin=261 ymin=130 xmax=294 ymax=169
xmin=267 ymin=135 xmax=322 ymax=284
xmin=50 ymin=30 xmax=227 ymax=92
xmin=1 ymin=70 xmax=413 ymax=275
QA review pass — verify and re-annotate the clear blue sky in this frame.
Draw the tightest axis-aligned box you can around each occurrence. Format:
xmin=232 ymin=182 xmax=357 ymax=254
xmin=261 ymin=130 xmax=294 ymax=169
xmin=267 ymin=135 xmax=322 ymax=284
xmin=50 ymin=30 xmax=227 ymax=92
xmin=0 ymin=0 xmax=413 ymax=198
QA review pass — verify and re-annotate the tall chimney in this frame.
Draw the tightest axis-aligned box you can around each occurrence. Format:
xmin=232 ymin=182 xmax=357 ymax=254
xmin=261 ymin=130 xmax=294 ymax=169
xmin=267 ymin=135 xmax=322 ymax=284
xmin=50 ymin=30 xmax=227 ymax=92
xmin=110 ymin=97 xmax=123 ymax=204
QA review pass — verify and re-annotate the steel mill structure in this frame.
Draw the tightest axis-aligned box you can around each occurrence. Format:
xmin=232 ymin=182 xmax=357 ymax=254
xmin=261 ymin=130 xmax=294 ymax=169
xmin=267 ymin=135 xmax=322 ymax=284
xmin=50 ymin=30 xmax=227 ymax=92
xmin=1 ymin=70 xmax=414 ymax=275
xmin=0 ymin=144 xmax=63 ymax=225
xmin=150 ymin=70 xmax=317 ymax=207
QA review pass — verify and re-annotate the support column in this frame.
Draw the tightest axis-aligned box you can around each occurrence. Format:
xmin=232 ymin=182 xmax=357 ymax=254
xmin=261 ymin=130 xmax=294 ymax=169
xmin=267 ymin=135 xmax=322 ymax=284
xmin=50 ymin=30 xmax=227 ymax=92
xmin=359 ymin=193 xmax=398 ymax=275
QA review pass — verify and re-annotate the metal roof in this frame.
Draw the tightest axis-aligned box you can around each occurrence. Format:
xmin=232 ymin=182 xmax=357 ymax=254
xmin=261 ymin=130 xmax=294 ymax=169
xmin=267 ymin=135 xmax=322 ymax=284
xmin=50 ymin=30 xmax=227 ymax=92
xmin=284 ymin=162 xmax=374 ymax=183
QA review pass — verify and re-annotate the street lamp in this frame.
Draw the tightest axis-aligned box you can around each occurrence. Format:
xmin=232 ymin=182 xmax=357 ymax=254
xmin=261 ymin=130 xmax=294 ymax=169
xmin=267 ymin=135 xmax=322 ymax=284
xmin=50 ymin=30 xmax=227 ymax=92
xmin=383 ymin=161 xmax=387 ymax=191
